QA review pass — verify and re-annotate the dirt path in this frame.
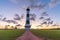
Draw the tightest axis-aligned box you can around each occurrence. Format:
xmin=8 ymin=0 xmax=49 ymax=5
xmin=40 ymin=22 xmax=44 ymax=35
xmin=16 ymin=31 xmax=44 ymax=40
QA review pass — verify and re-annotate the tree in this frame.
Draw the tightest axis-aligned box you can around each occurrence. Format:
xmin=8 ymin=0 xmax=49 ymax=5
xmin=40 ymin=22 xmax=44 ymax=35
xmin=11 ymin=26 xmax=14 ymax=29
xmin=5 ymin=25 xmax=10 ymax=29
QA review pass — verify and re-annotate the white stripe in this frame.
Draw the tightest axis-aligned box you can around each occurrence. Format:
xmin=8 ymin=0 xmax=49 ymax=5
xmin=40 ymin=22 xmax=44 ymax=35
xmin=25 ymin=24 xmax=30 ymax=26
xmin=27 ymin=18 xmax=30 ymax=20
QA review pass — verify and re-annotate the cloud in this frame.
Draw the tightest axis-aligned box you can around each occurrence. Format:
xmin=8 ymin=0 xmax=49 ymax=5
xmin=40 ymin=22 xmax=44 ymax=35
xmin=29 ymin=0 xmax=40 ymax=6
xmin=45 ymin=17 xmax=51 ymax=21
xmin=21 ymin=14 xmax=24 ymax=19
xmin=41 ymin=21 xmax=47 ymax=25
xmin=52 ymin=23 xmax=59 ymax=26
xmin=2 ymin=17 xmax=6 ymax=21
xmin=9 ymin=0 xmax=60 ymax=9
xmin=41 ymin=12 xmax=48 ymax=16
xmin=48 ymin=21 xmax=53 ymax=24
xmin=0 ymin=15 xmax=3 ymax=20
xmin=6 ymin=20 xmax=18 ymax=24
xmin=0 ymin=15 xmax=2 ymax=17
xmin=14 ymin=14 xmax=21 ymax=20
xmin=49 ymin=0 xmax=60 ymax=8
xmin=16 ymin=24 xmax=22 ymax=26
xmin=8 ymin=0 xmax=47 ymax=9
xmin=30 ymin=14 xmax=36 ymax=21
xmin=29 ymin=0 xmax=60 ymax=9
xmin=1 ymin=17 xmax=18 ymax=24
xmin=30 ymin=17 xmax=35 ymax=21
xmin=39 ymin=16 xmax=44 ymax=19
xmin=14 ymin=14 xmax=24 ymax=20
xmin=29 ymin=3 xmax=47 ymax=9
xmin=36 ymin=25 xmax=43 ymax=27
xmin=9 ymin=0 xmax=19 ymax=4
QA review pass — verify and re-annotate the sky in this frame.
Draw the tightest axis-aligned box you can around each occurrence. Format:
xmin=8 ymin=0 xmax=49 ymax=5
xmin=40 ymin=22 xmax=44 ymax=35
xmin=0 ymin=0 xmax=60 ymax=29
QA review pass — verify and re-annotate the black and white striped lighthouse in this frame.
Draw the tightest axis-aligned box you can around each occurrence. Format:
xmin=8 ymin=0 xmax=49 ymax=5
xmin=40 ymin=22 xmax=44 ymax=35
xmin=25 ymin=8 xmax=31 ymax=30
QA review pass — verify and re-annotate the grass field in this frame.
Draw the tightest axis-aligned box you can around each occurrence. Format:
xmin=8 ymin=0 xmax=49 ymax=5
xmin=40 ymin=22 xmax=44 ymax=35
xmin=0 ymin=29 xmax=25 ymax=40
xmin=31 ymin=29 xmax=60 ymax=40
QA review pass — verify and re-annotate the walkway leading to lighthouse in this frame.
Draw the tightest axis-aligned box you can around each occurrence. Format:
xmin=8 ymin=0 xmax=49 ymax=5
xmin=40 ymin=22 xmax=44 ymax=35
xmin=16 ymin=8 xmax=48 ymax=40
xmin=16 ymin=31 xmax=44 ymax=40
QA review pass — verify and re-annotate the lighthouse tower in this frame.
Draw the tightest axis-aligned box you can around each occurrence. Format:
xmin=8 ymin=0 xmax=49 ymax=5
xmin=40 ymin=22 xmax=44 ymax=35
xmin=25 ymin=8 xmax=31 ymax=30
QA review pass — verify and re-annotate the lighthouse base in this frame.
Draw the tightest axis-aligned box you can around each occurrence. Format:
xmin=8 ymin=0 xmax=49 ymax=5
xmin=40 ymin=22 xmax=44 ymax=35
xmin=25 ymin=28 xmax=30 ymax=31
xmin=25 ymin=24 xmax=31 ymax=30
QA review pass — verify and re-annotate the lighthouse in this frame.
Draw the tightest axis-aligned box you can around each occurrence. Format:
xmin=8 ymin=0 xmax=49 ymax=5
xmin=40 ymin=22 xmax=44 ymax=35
xmin=25 ymin=8 xmax=31 ymax=30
